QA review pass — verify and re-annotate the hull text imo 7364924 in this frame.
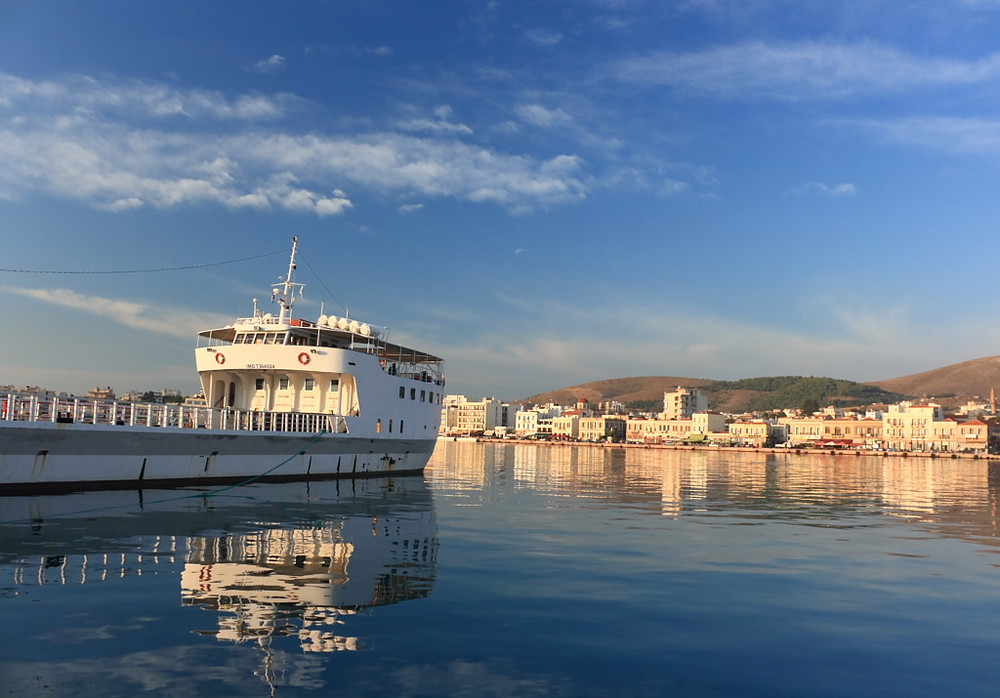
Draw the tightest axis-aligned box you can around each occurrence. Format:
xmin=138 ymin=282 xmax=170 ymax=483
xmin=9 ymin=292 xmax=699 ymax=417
xmin=0 ymin=238 xmax=444 ymax=491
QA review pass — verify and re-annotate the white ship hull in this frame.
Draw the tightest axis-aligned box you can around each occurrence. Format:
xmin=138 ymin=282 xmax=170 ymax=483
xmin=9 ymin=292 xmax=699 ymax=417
xmin=0 ymin=420 xmax=436 ymax=491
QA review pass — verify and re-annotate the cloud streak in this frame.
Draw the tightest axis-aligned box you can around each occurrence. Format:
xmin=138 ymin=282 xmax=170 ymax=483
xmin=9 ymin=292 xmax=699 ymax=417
xmin=612 ymin=40 xmax=1000 ymax=101
xmin=5 ymin=286 xmax=232 ymax=339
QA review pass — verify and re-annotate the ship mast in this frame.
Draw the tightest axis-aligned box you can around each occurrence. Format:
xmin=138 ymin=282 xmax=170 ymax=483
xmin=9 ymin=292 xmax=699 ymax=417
xmin=274 ymin=236 xmax=303 ymax=324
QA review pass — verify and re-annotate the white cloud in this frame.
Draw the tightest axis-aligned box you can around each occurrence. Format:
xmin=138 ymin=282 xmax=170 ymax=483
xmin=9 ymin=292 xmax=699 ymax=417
xmin=515 ymin=103 xmax=575 ymax=129
xmin=253 ymin=54 xmax=286 ymax=74
xmin=787 ymin=181 xmax=858 ymax=197
xmin=612 ymin=40 xmax=1000 ymax=101
xmin=0 ymin=73 xmax=589 ymax=214
xmin=398 ymin=203 xmax=425 ymax=213
xmin=0 ymin=72 xmax=288 ymax=120
xmin=851 ymin=116 xmax=1000 ymax=154
xmin=659 ymin=178 xmax=690 ymax=197
xmin=394 ymin=118 xmax=474 ymax=135
xmin=523 ymin=29 xmax=563 ymax=47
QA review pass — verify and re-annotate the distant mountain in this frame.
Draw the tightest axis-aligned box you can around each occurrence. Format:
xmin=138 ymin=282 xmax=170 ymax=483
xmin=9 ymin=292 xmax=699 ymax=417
xmin=517 ymin=356 xmax=1000 ymax=413
xmin=867 ymin=355 xmax=1000 ymax=402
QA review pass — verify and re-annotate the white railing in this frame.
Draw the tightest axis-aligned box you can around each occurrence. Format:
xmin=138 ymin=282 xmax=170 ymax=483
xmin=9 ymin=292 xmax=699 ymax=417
xmin=0 ymin=393 xmax=348 ymax=435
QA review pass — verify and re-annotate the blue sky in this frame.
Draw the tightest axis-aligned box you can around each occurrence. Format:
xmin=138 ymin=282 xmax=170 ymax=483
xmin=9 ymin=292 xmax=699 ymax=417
xmin=3 ymin=0 xmax=1000 ymax=400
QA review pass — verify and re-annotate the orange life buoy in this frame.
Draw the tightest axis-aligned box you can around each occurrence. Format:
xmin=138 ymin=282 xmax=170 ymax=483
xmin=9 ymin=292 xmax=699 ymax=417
xmin=298 ymin=352 xmax=311 ymax=365
xmin=215 ymin=353 xmax=226 ymax=365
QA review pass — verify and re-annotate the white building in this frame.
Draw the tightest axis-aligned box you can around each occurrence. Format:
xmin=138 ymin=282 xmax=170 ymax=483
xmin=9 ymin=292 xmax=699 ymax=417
xmin=440 ymin=395 xmax=504 ymax=435
xmin=514 ymin=404 xmax=563 ymax=437
xmin=661 ymin=387 xmax=709 ymax=420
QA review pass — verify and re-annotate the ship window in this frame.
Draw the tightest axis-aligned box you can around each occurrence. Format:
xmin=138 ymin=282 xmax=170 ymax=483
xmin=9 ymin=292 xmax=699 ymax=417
xmin=255 ymin=334 xmax=264 ymax=344
xmin=400 ymin=420 xmax=404 ymax=433
xmin=399 ymin=386 xmax=405 ymax=399
xmin=330 ymin=379 xmax=340 ymax=392
xmin=304 ymin=378 xmax=315 ymax=391
xmin=410 ymin=388 xmax=416 ymax=400
xmin=279 ymin=377 xmax=289 ymax=390
xmin=264 ymin=333 xmax=278 ymax=344
xmin=255 ymin=378 xmax=265 ymax=391
xmin=420 ymin=390 xmax=426 ymax=402
xmin=376 ymin=419 xmax=382 ymax=433
xmin=389 ymin=419 xmax=393 ymax=433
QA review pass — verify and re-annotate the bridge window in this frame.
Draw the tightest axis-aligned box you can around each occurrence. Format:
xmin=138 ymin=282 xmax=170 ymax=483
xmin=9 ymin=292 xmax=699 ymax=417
xmin=304 ymin=378 xmax=315 ymax=391
xmin=330 ymin=379 xmax=340 ymax=392
xmin=279 ymin=377 xmax=289 ymax=390
xmin=255 ymin=378 xmax=265 ymax=391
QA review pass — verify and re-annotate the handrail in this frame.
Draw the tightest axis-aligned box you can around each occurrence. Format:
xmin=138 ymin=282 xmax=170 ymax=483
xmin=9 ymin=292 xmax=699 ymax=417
xmin=0 ymin=393 xmax=348 ymax=435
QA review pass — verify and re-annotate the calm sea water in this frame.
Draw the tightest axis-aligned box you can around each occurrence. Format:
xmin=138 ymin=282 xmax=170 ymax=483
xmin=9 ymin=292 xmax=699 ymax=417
xmin=3 ymin=441 xmax=1000 ymax=697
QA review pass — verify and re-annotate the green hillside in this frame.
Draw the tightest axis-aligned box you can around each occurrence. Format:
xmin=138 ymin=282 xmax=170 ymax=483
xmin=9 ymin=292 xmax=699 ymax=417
xmin=705 ymin=376 xmax=906 ymax=412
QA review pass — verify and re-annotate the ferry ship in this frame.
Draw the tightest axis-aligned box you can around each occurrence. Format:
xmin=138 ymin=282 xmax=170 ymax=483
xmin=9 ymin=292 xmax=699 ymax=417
xmin=0 ymin=238 xmax=444 ymax=491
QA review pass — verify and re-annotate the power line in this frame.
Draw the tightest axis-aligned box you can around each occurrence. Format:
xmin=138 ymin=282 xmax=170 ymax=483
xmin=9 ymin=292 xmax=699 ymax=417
xmin=0 ymin=248 xmax=289 ymax=275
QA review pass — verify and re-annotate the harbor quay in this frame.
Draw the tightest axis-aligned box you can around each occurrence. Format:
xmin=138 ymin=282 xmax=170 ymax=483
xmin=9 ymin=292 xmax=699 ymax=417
xmin=447 ymin=435 xmax=1000 ymax=461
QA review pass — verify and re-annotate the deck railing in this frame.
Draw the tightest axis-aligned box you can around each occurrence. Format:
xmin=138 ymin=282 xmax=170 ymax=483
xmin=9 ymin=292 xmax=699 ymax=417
xmin=0 ymin=394 xmax=348 ymax=434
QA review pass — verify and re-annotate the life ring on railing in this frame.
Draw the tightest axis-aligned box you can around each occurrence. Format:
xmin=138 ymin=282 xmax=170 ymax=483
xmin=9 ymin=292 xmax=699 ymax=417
xmin=215 ymin=353 xmax=226 ymax=365
xmin=298 ymin=352 xmax=311 ymax=365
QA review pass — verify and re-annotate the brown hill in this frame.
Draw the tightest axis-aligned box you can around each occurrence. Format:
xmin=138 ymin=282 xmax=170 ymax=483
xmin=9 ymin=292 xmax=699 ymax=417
xmin=868 ymin=355 xmax=1000 ymax=403
xmin=519 ymin=376 xmax=714 ymax=407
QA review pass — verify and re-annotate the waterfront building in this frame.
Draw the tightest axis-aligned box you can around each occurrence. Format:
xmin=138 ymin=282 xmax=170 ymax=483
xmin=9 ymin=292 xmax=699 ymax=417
xmin=692 ymin=412 xmax=726 ymax=434
xmin=882 ymin=402 xmax=944 ymax=451
xmin=552 ymin=412 xmax=583 ymax=440
xmin=579 ymin=416 xmax=626 ymax=442
xmin=625 ymin=418 xmax=648 ymax=443
xmin=514 ymin=404 xmax=563 ymax=437
xmin=440 ymin=395 xmax=503 ymax=435
xmin=661 ymin=387 xmax=708 ymax=420
xmin=727 ymin=420 xmax=772 ymax=447
xmin=782 ymin=416 xmax=883 ymax=449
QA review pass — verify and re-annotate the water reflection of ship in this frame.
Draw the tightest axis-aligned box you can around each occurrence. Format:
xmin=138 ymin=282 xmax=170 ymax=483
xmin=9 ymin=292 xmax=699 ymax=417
xmin=1 ymin=476 xmax=438 ymax=655
xmin=182 ymin=504 xmax=437 ymax=652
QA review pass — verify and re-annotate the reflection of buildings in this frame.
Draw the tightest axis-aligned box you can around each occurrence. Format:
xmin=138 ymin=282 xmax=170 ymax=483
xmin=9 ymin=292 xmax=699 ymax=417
xmin=427 ymin=441 xmax=1000 ymax=545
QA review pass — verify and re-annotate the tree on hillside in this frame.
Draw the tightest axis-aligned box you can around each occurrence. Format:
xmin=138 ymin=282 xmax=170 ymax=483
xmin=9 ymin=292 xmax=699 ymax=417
xmin=799 ymin=397 xmax=820 ymax=415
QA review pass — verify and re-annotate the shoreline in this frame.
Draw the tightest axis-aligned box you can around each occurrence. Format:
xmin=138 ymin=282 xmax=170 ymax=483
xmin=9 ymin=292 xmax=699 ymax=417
xmin=441 ymin=436 xmax=998 ymax=461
